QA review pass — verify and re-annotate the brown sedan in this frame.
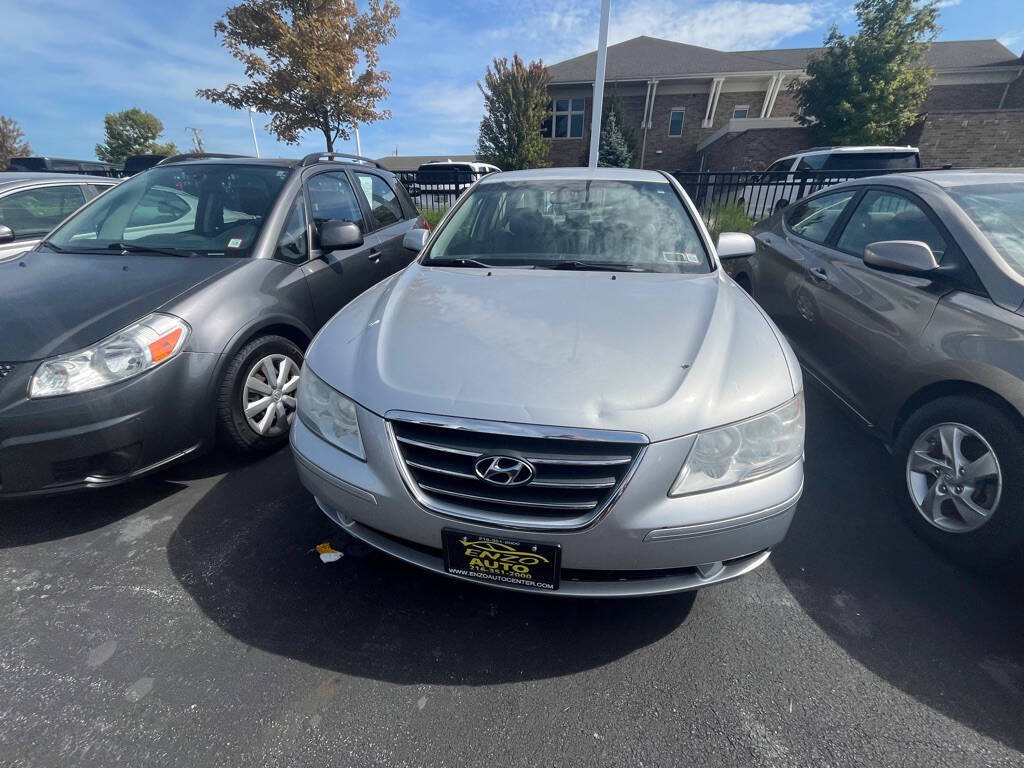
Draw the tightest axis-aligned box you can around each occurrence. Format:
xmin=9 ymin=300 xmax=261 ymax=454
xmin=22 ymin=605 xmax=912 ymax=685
xmin=739 ymin=169 xmax=1024 ymax=566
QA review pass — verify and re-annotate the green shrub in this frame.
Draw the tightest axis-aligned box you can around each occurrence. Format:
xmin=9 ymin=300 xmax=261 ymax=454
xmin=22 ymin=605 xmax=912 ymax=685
xmin=419 ymin=207 xmax=448 ymax=230
xmin=708 ymin=203 xmax=753 ymax=241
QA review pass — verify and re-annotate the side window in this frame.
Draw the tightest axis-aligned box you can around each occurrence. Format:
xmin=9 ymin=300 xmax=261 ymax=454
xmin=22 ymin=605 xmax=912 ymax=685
xmin=306 ymin=171 xmax=364 ymax=246
xmin=764 ymin=159 xmax=793 ymax=174
xmin=786 ymin=190 xmax=857 ymax=244
xmin=836 ymin=190 xmax=947 ymax=260
xmin=354 ymin=172 xmax=403 ymax=230
xmin=275 ymin=193 xmax=309 ymax=263
xmin=0 ymin=185 xmax=86 ymax=237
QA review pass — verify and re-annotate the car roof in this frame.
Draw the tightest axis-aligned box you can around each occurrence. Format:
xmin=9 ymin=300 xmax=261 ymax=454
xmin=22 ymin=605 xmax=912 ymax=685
xmin=823 ymin=168 xmax=1024 ymax=193
xmin=783 ymin=145 xmax=920 ymax=160
xmin=480 ymin=167 xmax=668 ymax=184
xmin=900 ymin=168 xmax=1024 ymax=188
xmin=155 ymin=156 xmax=396 ymax=174
xmin=0 ymin=172 xmax=120 ymax=189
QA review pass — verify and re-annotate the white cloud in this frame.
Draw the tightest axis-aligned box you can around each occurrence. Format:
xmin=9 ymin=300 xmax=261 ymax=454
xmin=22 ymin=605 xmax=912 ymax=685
xmin=998 ymin=31 xmax=1023 ymax=52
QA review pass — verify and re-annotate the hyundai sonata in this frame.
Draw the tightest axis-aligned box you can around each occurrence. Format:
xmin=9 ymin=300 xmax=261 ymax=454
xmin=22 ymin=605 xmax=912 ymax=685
xmin=291 ymin=168 xmax=805 ymax=596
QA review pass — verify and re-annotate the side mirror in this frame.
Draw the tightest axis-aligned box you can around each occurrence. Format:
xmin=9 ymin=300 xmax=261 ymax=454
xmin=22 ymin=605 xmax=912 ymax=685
xmin=716 ymin=232 xmax=756 ymax=260
xmin=320 ymin=220 xmax=363 ymax=251
xmin=863 ymin=240 xmax=938 ymax=274
xmin=0 ymin=225 xmax=14 ymax=245
xmin=403 ymin=228 xmax=429 ymax=252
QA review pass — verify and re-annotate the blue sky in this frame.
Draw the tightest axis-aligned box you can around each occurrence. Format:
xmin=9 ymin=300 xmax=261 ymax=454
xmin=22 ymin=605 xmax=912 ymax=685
xmin=1 ymin=0 xmax=1021 ymax=162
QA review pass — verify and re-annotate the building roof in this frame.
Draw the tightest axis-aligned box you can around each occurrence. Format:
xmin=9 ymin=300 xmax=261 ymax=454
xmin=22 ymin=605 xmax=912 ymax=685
xmin=546 ymin=36 xmax=1022 ymax=83
xmin=375 ymin=154 xmax=478 ymax=172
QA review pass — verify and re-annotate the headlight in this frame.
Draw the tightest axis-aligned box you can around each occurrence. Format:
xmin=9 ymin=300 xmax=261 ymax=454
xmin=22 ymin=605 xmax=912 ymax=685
xmin=296 ymin=367 xmax=365 ymax=460
xmin=30 ymin=313 xmax=189 ymax=398
xmin=670 ymin=394 xmax=804 ymax=496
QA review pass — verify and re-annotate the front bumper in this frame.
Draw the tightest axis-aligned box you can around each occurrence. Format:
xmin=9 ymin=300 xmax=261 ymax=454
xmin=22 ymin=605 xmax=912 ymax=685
xmin=0 ymin=352 xmax=220 ymax=497
xmin=291 ymin=407 xmax=802 ymax=597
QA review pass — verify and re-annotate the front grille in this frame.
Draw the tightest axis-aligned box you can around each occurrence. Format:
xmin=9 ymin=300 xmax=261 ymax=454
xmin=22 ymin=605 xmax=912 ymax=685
xmin=388 ymin=413 xmax=647 ymax=530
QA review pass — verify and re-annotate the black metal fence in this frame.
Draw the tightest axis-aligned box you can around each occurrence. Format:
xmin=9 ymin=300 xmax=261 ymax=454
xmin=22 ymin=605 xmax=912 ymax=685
xmin=396 ymin=169 xmax=482 ymax=215
xmin=396 ymin=166 xmax=942 ymax=228
xmin=673 ymin=167 xmax=936 ymax=225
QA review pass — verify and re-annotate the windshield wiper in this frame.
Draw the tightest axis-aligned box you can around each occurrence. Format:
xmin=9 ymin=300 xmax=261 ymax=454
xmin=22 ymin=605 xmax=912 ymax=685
xmin=424 ymin=257 xmax=495 ymax=268
xmin=107 ymin=242 xmax=199 ymax=258
xmin=39 ymin=241 xmax=67 ymax=253
xmin=537 ymin=260 xmax=650 ymax=273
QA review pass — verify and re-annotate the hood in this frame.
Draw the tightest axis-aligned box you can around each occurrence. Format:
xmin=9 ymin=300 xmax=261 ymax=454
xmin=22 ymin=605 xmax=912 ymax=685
xmin=0 ymin=250 xmax=242 ymax=361
xmin=307 ymin=265 xmax=798 ymax=441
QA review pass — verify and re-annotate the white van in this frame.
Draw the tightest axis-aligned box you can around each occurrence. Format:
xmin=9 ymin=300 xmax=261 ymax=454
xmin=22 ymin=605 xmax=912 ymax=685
xmin=739 ymin=146 xmax=921 ymax=219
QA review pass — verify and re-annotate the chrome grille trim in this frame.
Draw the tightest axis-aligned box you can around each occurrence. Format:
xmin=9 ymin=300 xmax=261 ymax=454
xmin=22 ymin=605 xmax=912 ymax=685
xmin=386 ymin=410 xmax=649 ymax=531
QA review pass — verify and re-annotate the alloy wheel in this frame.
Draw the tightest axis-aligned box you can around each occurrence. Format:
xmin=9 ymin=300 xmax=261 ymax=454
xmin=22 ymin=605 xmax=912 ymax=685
xmin=906 ymin=422 xmax=1002 ymax=533
xmin=242 ymin=353 xmax=300 ymax=437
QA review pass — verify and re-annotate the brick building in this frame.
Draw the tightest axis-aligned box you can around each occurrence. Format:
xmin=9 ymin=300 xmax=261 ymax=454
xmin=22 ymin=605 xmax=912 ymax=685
xmin=544 ymin=36 xmax=1024 ymax=171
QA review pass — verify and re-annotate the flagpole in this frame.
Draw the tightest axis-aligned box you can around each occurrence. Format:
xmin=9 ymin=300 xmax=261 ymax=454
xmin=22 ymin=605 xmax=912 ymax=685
xmin=587 ymin=0 xmax=611 ymax=168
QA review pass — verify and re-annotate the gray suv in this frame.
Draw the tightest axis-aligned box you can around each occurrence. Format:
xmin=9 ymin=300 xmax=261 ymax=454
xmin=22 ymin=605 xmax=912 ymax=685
xmin=0 ymin=153 xmax=420 ymax=497
xmin=292 ymin=168 xmax=805 ymax=597
xmin=744 ymin=170 xmax=1024 ymax=565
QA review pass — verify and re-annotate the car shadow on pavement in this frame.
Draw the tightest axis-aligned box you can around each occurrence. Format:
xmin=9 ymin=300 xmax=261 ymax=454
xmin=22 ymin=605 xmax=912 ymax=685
xmin=773 ymin=383 xmax=1024 ymax=752
xmin=166 ymin=449 xmax=696 ymax=685
xmin=0 ymin=449 xmax=251 ymax=549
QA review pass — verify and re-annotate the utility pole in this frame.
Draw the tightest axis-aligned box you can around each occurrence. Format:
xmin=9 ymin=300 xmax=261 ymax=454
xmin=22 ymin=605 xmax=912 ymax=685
xmin=248 ymin=107 xmax=261 ymax=158
xmin=185 ymin=127 xmax=205 ymax=153
xmin=587 ymin=0 xmax=611 ymax=169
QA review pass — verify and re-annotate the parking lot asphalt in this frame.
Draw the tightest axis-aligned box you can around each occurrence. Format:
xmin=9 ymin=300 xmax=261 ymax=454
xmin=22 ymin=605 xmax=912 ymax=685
xmin=2 ymin=383 xmax=1023 ymax=768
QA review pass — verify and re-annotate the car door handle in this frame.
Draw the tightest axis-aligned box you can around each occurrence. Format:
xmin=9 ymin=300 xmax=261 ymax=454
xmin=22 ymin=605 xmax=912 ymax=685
xmin=368 ymin=249 xmax=381 ymax=262
xmin=810 ymin=267 xmax=829 ymax=282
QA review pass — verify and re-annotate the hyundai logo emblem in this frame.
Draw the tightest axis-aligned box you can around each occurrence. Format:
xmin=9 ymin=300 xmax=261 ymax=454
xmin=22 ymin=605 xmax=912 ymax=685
xmin=474 ymin=455 xmax=536 ymax=487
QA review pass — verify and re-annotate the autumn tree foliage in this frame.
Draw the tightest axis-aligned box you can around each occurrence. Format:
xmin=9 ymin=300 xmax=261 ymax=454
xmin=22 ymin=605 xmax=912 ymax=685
xmin=199 ymin=0 xmax=399 ymax=151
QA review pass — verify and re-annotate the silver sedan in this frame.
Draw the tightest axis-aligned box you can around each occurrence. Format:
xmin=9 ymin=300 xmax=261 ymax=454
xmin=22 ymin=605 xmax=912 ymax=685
xmin=291 ymin=167 xmax=804 ymax=597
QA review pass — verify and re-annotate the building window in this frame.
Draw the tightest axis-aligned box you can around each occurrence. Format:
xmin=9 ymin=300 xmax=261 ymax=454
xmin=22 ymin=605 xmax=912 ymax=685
xmin=550 ymin=98 xmax=585 ymax=139
xmin=668 ymin=108 xmax=685 ymax=137
xmin=732 ymin=105 xmax=750 ymax=119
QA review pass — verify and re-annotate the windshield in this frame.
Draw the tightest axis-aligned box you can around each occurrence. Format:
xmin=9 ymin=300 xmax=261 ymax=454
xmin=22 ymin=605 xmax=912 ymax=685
xmin=423 ymin=179 xmax=710 ymax=273
xmin=948 ymin=183 xmax=1024 ymax=275
xmin=45 ymin=163 xmax=291 ymax=256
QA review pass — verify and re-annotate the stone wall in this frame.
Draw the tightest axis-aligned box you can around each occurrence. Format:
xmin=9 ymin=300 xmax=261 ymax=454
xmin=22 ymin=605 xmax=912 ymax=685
xmin=915 ymin=109 xmax=1024 ymax=167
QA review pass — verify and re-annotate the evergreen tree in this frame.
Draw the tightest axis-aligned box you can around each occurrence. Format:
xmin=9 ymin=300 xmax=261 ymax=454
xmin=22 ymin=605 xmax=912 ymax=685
xmin=598 ymin=112 xmax=633 ymax=168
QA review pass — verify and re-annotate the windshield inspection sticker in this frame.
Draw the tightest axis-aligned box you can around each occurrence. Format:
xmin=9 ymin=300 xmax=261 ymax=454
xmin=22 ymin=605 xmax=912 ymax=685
xmin=663 ymin=251 xmax=700 ymax=263
xmin=227 ymin=238 xmax=243 ymax=249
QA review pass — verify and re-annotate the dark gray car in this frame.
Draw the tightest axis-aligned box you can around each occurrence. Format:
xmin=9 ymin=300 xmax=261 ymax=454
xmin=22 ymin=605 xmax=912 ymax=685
xmin=0 ymin=153 xmax=420 ymax=496
xmin=743 ymin=169 xmax=1024 ymax=565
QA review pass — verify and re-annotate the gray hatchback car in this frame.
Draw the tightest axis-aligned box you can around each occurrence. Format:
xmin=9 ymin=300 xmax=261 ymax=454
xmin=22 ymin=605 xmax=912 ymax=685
xmin=0 ymin=153 xmax=420 ymax=497
xmin=742 ymin=169 xmax=1024 ymax=565
xmin=292 ymin=168 xmax=806 ymax=597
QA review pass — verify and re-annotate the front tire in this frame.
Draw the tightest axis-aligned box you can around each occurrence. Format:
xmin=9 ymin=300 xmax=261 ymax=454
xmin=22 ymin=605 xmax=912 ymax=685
xmin=894 ymin=395 xmax=1024 ymax=566
xmin=217 ymin=335 xmax=304 ymax=454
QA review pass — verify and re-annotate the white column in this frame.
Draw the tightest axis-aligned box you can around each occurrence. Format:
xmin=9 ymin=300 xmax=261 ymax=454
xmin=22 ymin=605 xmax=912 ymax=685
xmin=702 ymin=78 xmax=724 ymax=128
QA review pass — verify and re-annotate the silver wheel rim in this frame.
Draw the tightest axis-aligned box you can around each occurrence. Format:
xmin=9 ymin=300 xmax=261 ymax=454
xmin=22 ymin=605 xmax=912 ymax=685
xmin=906 ymin=421 xmax=1002 ymax=533
xmin=242 ymin=353 xmax=300 ymax=437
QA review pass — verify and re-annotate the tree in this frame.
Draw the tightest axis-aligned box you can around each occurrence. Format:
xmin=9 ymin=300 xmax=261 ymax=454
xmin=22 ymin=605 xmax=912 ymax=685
xmin=598 ymin=112 xmax=633 ymax=168
xmin=601 ymin=88 xmax=637 ymax=166
xmin=197 ymin=0 xmax=399 ymax=152
xmin=95 ymin=108 xmax=178 ymax=164
xmin=0 ymin=116 xmax=31 ymax=169
xmin=477 ymin=54 xmax=550 ymax=170
xmin=790 ymin=0 xmax=940 ymax=145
